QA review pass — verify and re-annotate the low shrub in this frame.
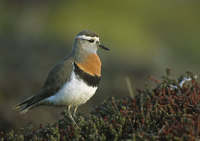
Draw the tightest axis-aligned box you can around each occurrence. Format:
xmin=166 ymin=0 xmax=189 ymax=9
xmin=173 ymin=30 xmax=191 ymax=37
xmin=1 ymin=70 xmax=200 ymax=140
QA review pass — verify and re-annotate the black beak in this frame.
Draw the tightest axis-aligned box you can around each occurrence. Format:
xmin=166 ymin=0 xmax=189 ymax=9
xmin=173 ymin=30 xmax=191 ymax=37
xmin=98 ymin=44 xmax=109 ymax=51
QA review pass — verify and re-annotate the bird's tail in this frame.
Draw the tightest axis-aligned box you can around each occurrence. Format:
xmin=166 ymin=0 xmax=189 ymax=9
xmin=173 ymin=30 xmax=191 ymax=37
xmin=14 ymin=95 xmax=34 ymax=114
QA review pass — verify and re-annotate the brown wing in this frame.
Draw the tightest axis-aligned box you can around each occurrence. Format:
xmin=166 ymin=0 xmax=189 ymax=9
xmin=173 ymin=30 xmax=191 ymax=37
xmin=17 ymin=56 xmax=74 ymax=111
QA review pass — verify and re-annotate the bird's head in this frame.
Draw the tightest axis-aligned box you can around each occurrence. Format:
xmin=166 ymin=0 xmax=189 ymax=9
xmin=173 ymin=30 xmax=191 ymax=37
xmin=73 ymin=30 xmax=109 ymax=55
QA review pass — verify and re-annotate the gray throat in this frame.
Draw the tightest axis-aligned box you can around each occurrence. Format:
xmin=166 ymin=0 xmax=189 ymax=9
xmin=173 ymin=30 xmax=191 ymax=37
xmin=70 ymin=47 xmax=93 ymax=63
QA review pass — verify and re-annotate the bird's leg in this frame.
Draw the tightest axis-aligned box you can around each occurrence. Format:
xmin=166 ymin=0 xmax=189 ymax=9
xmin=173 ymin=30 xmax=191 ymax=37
xmin=73 ymin=106 xmax=78 ymax=117
xmin=68 ymin=105 xmax=77 ymax=126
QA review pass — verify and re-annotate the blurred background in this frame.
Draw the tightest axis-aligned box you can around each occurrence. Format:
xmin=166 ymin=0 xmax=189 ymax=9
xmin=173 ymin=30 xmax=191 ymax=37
xmin=0 ymin=0 xmax=200 ymax=132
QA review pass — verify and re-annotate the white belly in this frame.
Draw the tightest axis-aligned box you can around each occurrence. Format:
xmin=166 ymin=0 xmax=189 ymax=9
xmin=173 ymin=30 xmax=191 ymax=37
xmin=45 ymin=71 xmax=98 ymax=106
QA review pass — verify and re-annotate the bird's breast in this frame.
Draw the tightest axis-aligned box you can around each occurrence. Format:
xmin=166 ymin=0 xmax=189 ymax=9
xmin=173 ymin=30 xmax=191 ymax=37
xmin=74 ymin=62 xmax=101 ymax=87
xmin=76 ymin=54 xmax=101 ymax=77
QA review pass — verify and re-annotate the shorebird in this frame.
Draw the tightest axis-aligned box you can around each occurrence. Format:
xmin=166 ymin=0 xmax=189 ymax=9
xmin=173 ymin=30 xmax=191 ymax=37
xmin=15 ymin=30 xmax=109 ymax=125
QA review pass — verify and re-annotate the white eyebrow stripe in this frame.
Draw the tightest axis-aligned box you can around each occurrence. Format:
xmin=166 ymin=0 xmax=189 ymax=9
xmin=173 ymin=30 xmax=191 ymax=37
xmin=76 ymin=35 xmax=99 ymax=41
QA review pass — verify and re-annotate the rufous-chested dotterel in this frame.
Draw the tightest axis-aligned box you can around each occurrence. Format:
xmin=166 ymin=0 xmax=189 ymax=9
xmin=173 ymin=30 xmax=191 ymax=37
xmin=15 ymin=30 xmax=109 ymax=126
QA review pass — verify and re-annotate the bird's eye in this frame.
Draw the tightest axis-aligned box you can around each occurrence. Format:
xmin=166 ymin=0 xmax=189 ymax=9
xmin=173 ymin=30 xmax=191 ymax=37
xmin=88 ymin=39 xmax=94 ymax=43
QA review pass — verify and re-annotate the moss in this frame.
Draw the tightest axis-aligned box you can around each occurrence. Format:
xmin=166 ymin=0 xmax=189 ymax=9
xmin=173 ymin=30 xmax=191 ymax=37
xmin=1 ymin=71 xmax=200 ymax=140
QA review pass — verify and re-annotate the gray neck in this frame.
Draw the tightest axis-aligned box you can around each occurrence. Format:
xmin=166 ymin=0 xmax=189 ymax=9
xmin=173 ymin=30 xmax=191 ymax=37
xmin=70 ymin=38 xmax=97 ymax=62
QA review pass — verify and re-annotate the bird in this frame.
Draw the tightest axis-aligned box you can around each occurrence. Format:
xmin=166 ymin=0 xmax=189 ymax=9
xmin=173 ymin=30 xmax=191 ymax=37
xmin=15 ymin=30 xmax=109 ymax=125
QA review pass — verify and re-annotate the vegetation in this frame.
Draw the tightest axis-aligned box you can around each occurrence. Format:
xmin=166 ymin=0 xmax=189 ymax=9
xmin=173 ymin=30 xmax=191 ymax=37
xmin=1 ymin=70 xmax=200 ymax=140
xmin=1 ymin=0 xmax=200 ymax=132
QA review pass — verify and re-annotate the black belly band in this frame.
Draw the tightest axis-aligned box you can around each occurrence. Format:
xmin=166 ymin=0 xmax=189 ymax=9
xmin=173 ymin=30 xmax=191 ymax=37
xmin=74 ymin=62 xmax=101 ymax=87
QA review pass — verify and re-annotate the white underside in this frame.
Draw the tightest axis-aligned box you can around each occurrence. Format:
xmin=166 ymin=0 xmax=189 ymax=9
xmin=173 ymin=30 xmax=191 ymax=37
xmin=44 ymin=71 xmax=97 ymax=106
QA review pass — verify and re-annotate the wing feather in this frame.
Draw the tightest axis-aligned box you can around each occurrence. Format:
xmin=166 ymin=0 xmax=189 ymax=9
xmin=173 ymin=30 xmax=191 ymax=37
xmin=15 ymin=56 xmax=74 ymax=112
